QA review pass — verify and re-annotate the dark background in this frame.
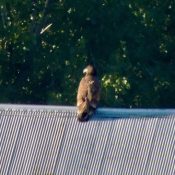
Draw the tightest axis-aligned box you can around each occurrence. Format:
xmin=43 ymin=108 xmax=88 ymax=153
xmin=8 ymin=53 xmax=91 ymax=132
xmin=0 ymin=0 xmax=175 ymax=107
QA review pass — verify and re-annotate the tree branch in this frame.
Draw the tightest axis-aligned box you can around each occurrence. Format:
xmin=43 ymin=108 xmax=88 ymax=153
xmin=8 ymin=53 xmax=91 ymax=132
xmin=1 ymin=5 xmax=7 ymax=29
xmin=35 ymin=0 xmax=51 ymax=37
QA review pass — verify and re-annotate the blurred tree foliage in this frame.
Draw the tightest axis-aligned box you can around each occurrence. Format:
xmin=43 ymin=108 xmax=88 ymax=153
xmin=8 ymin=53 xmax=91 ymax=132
xmin=0 ymin=0 xmax=175 ymax=107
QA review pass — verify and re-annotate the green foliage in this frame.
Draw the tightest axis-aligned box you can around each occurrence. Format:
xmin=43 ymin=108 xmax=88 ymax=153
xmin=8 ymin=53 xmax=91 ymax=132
xmin=0 ymin=0 xmax=175 ymax=107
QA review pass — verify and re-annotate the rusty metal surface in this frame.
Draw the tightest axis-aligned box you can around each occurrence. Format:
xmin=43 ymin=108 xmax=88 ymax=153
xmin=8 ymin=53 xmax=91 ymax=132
xmin=1 ymin=105 xmax=175 ymax=175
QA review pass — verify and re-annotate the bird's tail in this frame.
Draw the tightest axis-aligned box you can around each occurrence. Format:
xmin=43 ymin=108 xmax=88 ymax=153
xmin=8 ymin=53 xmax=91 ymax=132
xmin=77 ymin=112 xmax=89 ymax=122
xmin=77 ymin=98 xmax=89 ymax=122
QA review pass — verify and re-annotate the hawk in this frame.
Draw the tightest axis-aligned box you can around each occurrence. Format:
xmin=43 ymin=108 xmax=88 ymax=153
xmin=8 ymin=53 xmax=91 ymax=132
xmin=77 ymin=65 xmax=100 ymax=121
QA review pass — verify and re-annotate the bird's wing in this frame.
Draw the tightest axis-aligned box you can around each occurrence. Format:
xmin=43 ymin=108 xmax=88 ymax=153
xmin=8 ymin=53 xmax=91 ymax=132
xmin=77 ymin=77 xmax=90 ymax=115
xmin=77 ymin=76 xmax=100 ymax=115
xmin=77 ymin=78 xmax=88 ymax=107
xmin=88 ymin=77 xmax=100 ymax=108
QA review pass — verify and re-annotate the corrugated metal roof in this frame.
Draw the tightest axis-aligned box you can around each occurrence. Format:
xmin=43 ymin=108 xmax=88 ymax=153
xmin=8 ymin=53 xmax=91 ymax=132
xmin=1 ymin=104 xmax=175 ymax=175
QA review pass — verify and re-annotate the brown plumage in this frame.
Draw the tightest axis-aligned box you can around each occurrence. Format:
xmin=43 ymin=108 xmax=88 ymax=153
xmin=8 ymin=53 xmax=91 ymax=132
xmin=77 ymin=65 xmax=100 ymax=121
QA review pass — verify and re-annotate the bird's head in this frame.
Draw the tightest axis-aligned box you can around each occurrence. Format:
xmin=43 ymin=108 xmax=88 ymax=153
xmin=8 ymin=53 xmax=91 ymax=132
xmin=83 ymin=65 xmax=97 ymax=76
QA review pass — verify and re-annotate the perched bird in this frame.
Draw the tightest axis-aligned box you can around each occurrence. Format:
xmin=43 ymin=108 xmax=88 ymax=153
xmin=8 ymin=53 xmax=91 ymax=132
xmin=77 ymin=65 xmax=100 ymax=121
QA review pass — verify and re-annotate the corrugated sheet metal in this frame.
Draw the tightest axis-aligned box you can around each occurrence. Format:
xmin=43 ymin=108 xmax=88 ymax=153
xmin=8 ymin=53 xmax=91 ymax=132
xmin=1 ymin=104 xmax=175 ymax=175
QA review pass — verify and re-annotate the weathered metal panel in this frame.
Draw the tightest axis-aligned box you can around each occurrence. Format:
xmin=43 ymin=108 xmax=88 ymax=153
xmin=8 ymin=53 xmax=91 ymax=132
xmin=145 ymin=117 xmax=175 ymax=175
xmin=1 ymin=104 xmax=175 ymax=175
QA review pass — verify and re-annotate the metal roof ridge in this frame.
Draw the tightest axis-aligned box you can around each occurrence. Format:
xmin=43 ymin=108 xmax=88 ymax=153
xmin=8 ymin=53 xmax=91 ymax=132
xmin=0 ymin=104 xmax=175 ymax=117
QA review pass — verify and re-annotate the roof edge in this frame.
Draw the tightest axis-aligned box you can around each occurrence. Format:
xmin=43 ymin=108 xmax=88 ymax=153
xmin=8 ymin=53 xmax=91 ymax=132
xmin=0 ymin=104 xmax=175 ymax=117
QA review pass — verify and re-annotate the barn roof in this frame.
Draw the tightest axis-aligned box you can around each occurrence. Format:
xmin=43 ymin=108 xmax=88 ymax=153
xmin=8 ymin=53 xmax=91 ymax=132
xmin=1 ymin=104 xmax=175 ymax=175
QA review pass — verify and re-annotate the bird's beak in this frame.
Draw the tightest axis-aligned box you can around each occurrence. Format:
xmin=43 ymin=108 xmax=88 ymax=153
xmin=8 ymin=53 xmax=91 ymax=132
xmin=83 ymin=68 xmax=87 ymax=74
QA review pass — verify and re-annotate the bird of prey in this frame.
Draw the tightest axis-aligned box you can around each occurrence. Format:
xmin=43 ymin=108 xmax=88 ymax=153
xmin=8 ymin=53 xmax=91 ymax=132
xmin=77 ymin=65 xmax=100 ymax=121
